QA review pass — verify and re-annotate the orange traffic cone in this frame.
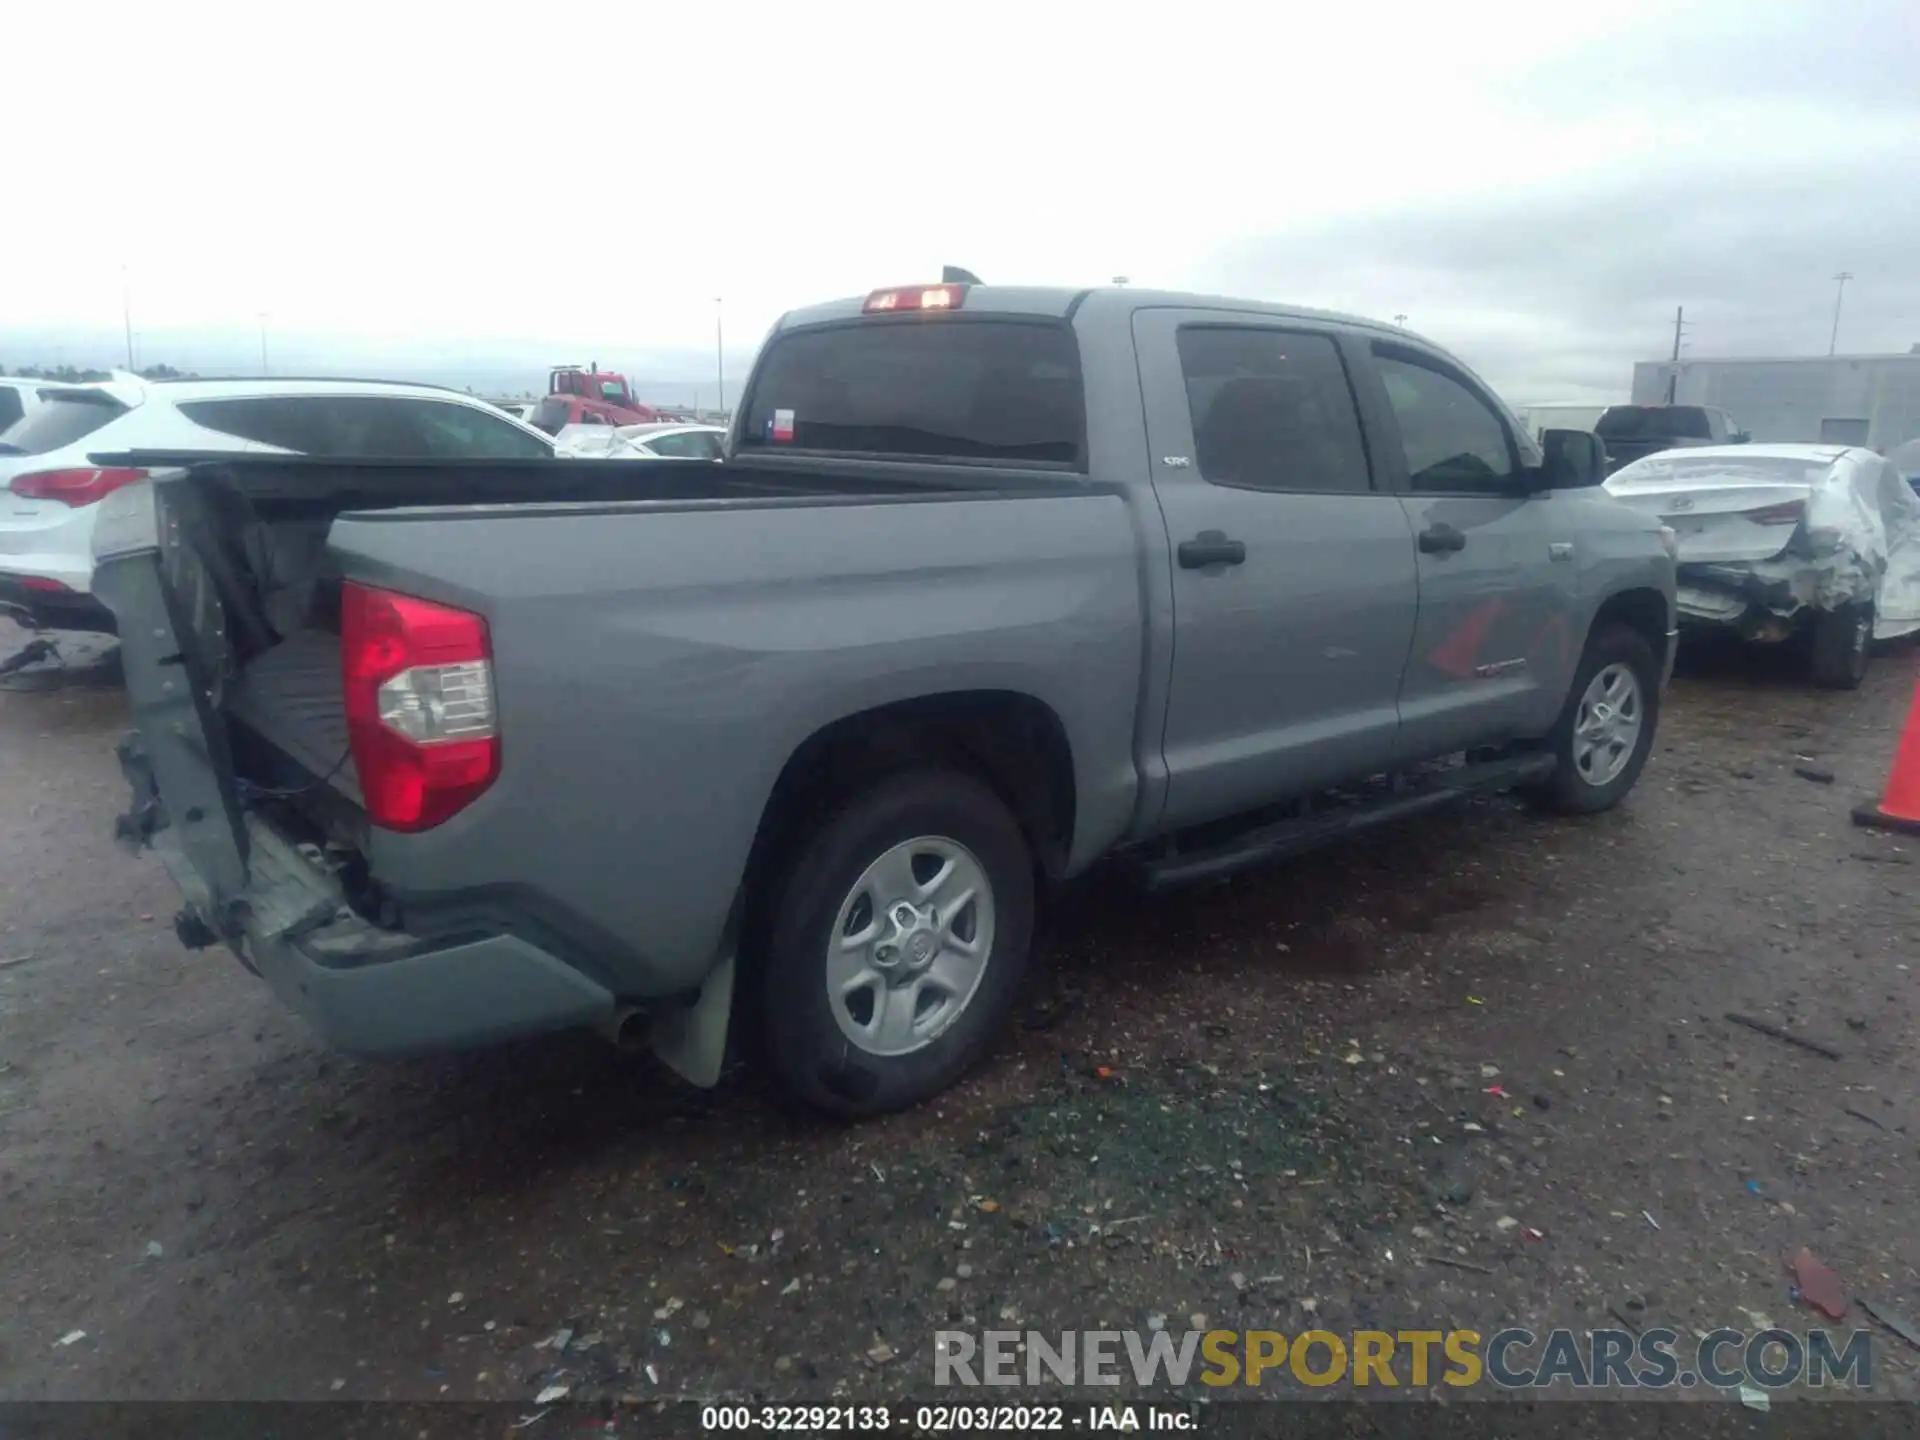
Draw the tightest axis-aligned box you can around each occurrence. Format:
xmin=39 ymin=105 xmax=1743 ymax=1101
xmin=1854 ymin=668 xmax=1920 ymax=835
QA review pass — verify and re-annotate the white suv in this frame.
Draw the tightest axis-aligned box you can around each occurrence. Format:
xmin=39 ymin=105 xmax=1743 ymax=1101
xmin=0 ymin=375 xmax=76 ymax=439
xmin=0 ymin=376 xmax=555 ymax=634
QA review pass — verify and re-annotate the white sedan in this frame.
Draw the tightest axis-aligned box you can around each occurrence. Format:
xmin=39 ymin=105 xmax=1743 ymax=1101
xmin=552 ymin=422 xmax=726 ymax=460
xmin=1605 ymin=444 xmax=1920 ymax=688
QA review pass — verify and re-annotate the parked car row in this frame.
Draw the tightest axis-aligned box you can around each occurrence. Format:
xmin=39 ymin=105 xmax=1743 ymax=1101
xmin=553 ymin=421 xmax=727 ymax=460
xmin=0 ymin=379 xmax=727 ymax=637
xmin=0 ymin=377 xmax=556 ymax=634
xmin=94 ymin=278 xmax=1677 ymax=1118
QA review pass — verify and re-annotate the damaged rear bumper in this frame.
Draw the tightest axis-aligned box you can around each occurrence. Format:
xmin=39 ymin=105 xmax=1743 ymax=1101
xmin=150 ymin=812 xmax=617 ymax=1056
xmin=1674 ymin=560 xmax=1869 ymax=641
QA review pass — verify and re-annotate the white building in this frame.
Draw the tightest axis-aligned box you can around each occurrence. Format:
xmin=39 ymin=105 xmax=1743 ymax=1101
xmin=1630 ymin=351 xmax=1920 ymax=451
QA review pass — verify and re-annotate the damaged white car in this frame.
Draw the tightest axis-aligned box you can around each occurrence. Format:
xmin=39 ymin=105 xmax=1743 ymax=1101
xmin=1604 ymin=444 xmax=1920 ymax=689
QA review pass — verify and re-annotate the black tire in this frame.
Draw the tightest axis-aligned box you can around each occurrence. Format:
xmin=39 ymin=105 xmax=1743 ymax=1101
xmin=1809 ymin=602 xmax=1873 ymax=690
xmin=1535 ymin=622 xmax=1661 ymax=815
xmin=755 ymin=770 xmax=1035 ymax=1118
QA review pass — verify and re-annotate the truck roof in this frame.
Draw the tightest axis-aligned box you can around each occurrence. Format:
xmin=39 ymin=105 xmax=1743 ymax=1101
xmin=774 ymin=285 xmax=1411 ymax=341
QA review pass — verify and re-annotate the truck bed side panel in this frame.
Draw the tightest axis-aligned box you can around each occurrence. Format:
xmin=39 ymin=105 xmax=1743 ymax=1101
xmin=328 ymin=492 xmax=1144 ymax=997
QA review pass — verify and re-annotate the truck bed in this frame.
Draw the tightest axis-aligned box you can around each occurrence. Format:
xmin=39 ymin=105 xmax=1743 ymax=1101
xmin=224 ymin=630 xmax=357 ymax=803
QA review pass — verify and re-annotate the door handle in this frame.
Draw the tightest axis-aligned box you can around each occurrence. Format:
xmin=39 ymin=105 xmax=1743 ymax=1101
xmin=1418 ymin=523 xmax=1467 ymax=554
xmin=1177 ymin=531 xmax=1247 ymax=569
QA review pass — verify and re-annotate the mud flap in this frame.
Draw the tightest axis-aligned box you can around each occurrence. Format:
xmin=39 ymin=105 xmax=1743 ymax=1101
xmin=648 ymin=952 xmax=734 ymax=1088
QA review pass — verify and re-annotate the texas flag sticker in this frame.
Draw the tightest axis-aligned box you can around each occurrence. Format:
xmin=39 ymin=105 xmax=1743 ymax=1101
xmin=772 ymin=408 xmax=796 ymax=443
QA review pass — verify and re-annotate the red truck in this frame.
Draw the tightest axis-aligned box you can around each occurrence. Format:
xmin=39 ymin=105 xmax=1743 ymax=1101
xmin=531 ymin=364 xmax=662 ymax=433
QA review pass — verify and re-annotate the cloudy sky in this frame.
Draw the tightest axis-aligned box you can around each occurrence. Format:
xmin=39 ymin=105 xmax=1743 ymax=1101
xmin=7 ymin=0 xmax=1916 ymax=404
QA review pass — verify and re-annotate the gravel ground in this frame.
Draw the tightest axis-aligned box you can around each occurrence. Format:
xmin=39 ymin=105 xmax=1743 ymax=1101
xmin=0 ymin=618 xmax=1916 ymax=1412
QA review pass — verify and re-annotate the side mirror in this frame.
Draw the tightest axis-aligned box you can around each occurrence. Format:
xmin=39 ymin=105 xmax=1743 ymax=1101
xmin=1731 ymin=430 xmax=1751 ymax=444
xmin=1539 ymin=428 xmax=1605 ymax=489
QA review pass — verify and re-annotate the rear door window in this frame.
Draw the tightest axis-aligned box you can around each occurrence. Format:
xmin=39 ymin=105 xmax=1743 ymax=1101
xmin=1175 ymin=327 xmax=1372 ymax=493
xmin=740 ymin=319 xmax=1084 ymax=467
xmin=0 ymin=390 xmax=130 ymax=455
xmin=645 ymin=429 xmax=724 ymax=459
xmin=178 ymin=397 xmax=328 ymax=452
xmin=0 ymin=387 xmax=24 ymax=434
xmin=180 ymin=397 xmax=552 ymax=459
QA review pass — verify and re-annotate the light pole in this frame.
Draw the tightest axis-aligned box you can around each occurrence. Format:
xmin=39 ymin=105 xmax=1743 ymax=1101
xmin=714 ymin=297 xmax=725 ymax=419
xmin=1829 ymin=271 xmax=1852 ymax=357
xmin=259 ymin=313 xmax=269 ymax=374
xmin=121 ymin=265 xmax=136 ymax=370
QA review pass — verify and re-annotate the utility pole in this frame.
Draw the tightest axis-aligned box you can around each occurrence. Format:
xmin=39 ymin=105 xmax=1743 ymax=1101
xmin=121 ymin=265 xmax=136 ymax=370
xmin=1111 ymin=276 xmax=1130 ymax=288
xmin=1829 ymin=271 xmax=1852 ymax=357
xmin=259 ymin=313 xmax=269 ymax=374
xmin=714 ymin=297 xmax=725 ymax=419
xmin=1393 ymin=313 xmax=1408 ymax=327
xmin=1665 ymin=305 xmax=1687 ymax=403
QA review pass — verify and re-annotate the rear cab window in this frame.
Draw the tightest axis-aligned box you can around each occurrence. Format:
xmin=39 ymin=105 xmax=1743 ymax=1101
xmin=0 ymin=387 xmax=24 ymax=434
xmin=0 ymin=389 xmax=130 ymax=455
xmin=739 ymin=318 xmax=1085 ymax=467
xmin=1597 ymin=406 xmax=1713 ymax=440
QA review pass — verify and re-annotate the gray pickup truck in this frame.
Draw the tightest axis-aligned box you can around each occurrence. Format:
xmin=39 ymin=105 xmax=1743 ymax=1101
xmin=93 ymin=282 xmax=1677 ymax=1116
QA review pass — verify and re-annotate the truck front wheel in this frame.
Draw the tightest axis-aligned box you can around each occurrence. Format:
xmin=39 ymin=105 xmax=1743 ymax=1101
xmin=1535 ymin=622 xmax=1661 ymax=815
xmin=756 ymin=770 xmax=1035 ymax=1117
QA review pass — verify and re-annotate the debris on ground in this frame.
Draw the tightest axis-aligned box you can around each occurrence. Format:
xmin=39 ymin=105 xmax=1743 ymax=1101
xmin=1791 ymin=1249 xmax=1848 ymax=1320
xmin=1793 ymin=764 xmax=1836 ymax=785
xmin=1642 ymin=1210 xmax=1661 ymax=1230
xmin=1738 ymin=1385 xmax=1771 ymax=1412
xmin=1724 ymin=1012 xmax=1844 ymax=1060
xmin=143 ymin=1241 xmax=163 ymax=1259
xmin=1843 ymin=1107 xmax=1886 ymax=1130
xmin=1421 ymin=1255 xmax=1495 ymax=1275
xmin=1021 ymin=992 xmax=1081 ymax=1032
xmin=1861 ymin=1298 xmax=1920 ymax=1350
xmin=533 ymin=1383 xmax=570 ymax=1405
xmin=55 ymin=1330 xmax=86 ymax=1347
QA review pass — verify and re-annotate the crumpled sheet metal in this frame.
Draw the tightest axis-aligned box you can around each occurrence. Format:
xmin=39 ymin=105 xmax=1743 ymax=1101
xmin=550 ymin=425 xmax=652 ymax=460
xmin=1669 ymin=453 xmax=1920 ymax=638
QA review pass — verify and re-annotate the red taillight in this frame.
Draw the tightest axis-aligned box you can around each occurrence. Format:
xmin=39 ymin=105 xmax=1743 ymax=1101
xmin=10 ymin=575 xmax=73 ymax=593
xmin=863 ymin=283 xmax=967 ymax=314
xmin=340 ymin=581 xmax=498 ymax=832
xmin=1746 ymin=500 xmax=1805 ymax=526
xmin=9 ymin=467 xmax=148 ymax=507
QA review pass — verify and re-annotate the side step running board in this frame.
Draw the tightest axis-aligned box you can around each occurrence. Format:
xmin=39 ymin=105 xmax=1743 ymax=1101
xmin=1141 ymin=752 xmax=1556 ymax=892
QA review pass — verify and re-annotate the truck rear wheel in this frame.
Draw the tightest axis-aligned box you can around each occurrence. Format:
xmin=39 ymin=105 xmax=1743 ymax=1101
xmin=1535 ymin=622 xmax=1660 ymax=815
xmin=756 ymin=770 xmax=1035 ymax=1117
